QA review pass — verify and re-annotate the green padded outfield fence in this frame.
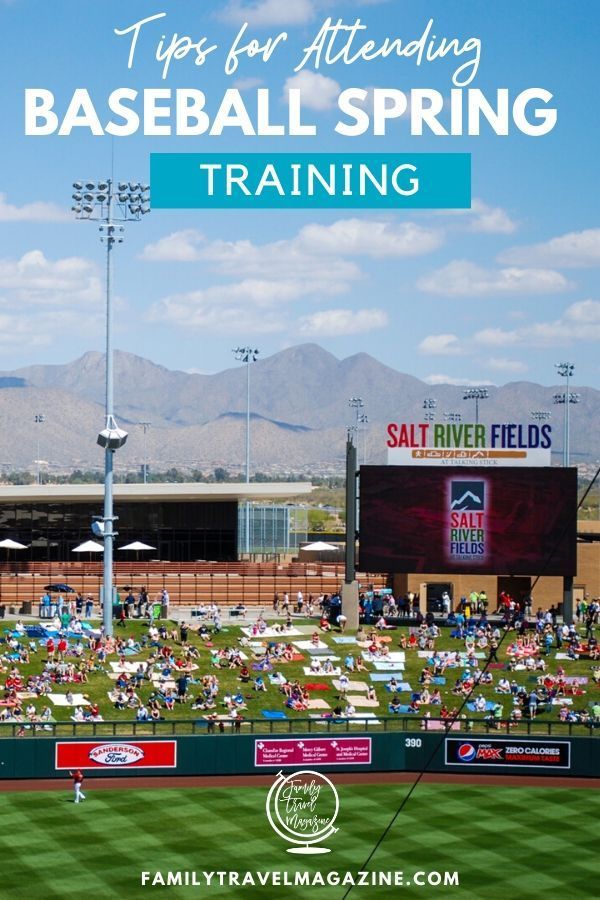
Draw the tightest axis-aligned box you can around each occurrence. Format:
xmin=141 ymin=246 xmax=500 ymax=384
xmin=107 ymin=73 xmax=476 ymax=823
xmin=0 ymin=730 xmax=597 ymax=779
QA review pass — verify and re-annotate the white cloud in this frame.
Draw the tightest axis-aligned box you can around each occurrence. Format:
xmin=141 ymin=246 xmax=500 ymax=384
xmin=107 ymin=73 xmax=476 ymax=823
xmin=437 ymin=199 xmax=517 ymax=235
xmin=418 ymin=260 xmax=571 ymax=296
xmin=233 ymin=77 xmax=265 ymax=91
xmin=201 ymin=237 xmax=359 ymax=285
xmin=142 ymin=218 xmax=442 ymax=280
xmin=418 ymin=334 xmax=463 ymax=356
xmin=147 ymin=281 xmax=291 ymax=333
xmin=140 ymin=230 xmax=205 ymax=262
xmin=220 ymin=0 xmax=314 ymax=27
xmin=0 ymin=192 xmax=70 ymax=223
xmin=147 ymin=277 xmax=345 ymax=334
xmin=468 ymin=199 xmax=517 ymax=234
xmin=140 ymin=219 xmax=442 ymax=311
xmin=298 ymin=308 xmax=388 ymax=336
xmin=283 ymin=70 xmax=341 ymax=111
xmin=498 ymin=228 xmax=600 ymax=268
xmin=298 ymin=219 xmax=443 ymax=258
xmin=486 ymin=357 xmax=528 ymax=374
xmin=0 ymin=250 xmax=100 ymax=306
xmin=473 ymin=299 xmax=600 ymax=348
xmin=424 ymin=374 xmax=495 ymax=386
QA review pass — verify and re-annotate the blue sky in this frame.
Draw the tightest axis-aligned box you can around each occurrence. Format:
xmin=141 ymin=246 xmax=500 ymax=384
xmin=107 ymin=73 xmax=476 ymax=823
xmin=0 ymin=0 xmax=598 ymax=388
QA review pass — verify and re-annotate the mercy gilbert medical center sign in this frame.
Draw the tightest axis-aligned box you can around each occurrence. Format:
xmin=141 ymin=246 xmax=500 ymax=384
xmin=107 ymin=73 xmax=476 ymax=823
xmin=386 ymin=421 xmax=553 ymax=466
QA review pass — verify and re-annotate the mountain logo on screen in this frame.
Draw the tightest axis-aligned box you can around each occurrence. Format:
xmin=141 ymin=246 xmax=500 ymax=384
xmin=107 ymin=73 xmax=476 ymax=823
xmin=450 ymin=481 xmax=485 ymax=511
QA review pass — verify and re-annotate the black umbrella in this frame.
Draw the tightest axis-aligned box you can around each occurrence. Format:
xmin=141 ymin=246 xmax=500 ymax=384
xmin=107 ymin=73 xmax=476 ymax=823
xmin=44 ymin=583 xmax=75 ymax=593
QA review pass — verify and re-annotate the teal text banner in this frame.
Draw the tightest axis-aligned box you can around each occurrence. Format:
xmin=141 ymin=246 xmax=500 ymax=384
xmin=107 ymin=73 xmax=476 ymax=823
xmin=150 ymin=153 xmax=471 ymax=209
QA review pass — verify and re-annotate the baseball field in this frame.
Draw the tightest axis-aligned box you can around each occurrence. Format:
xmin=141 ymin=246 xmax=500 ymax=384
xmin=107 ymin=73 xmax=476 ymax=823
xmin=0 ymin=781 xmax=597 ymax=899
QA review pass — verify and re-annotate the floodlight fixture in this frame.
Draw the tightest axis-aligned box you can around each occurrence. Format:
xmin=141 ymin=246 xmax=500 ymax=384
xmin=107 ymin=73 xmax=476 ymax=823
xmin=462 ymin=387 xmax=489 ymax=425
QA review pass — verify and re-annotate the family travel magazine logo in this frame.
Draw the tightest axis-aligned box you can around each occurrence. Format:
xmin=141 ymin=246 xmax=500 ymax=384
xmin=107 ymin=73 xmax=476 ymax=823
xmin=266 ymin=769 xmax=339 ymax=853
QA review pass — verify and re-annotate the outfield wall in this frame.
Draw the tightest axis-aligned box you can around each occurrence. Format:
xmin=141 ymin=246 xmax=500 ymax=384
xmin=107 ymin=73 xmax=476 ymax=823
xmin=0 ymin=732 xmax=598 ymax=779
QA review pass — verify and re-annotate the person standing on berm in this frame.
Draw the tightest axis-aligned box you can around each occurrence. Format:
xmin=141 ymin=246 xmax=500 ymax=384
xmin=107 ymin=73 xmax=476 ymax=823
xmin=69 ymin=769 xmax=86 ymax=803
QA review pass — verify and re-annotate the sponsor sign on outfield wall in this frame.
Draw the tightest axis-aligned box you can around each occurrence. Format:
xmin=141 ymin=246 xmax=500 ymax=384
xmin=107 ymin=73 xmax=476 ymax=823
xmin=255 ymin=738 xmax=372 ymax=767
xmin=445 ymin=738 xmax=571 ymax=769
xmin=55 ymin=740 xmax=177 ymax=770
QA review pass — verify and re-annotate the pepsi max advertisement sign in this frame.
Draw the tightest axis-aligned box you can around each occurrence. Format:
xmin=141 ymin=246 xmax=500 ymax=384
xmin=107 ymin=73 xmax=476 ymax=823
xmin=446 ymin=738 xmax=571 ymax=769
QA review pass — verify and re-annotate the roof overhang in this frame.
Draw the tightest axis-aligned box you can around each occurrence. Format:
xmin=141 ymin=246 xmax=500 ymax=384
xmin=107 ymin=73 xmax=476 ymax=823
xmin=0 ymin=482 xmax=313 ymax=504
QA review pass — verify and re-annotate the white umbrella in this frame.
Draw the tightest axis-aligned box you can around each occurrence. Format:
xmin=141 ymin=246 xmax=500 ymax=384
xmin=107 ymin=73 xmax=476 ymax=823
xmin=0 ymin=539 xmax=29 ymax=550
xmin=118 ymin=541 xmax=156 ymax=551
xmin=302 ymin=541 xmax=339 ymax=551
xmin=72 ymin=540 xmax=104 ymax=553
xmin=0 ymin=537 xmax=29 ymax=575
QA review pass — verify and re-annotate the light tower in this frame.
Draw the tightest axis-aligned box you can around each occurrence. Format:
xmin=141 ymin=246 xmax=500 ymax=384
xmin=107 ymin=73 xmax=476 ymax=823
xmin=72 ymin=178 xmax=150 ymax=635
xmin=463 ymin=388 xmax=489 ymax=425
xmin=233 ymin=346 xmax=260 ymax=556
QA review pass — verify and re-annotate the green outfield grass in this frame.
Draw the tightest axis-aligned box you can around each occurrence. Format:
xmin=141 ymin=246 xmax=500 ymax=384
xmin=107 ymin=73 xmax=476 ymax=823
xmin=0 ymin=783 xmax=597 ymax=899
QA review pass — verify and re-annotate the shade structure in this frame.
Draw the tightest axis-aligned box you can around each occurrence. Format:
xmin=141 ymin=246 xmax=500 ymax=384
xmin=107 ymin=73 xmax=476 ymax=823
xmin=44 ymin=583 xmax=75 ymax=593
xmin=72 ymin=540 xmax=104 ymax=553
xmin=0 ymin=539 xmax=28 ymax=550
xmin=302 ymin=541 xmax=339 ymax=551
xmin=118 ymin=541 xmax=156 ymax=551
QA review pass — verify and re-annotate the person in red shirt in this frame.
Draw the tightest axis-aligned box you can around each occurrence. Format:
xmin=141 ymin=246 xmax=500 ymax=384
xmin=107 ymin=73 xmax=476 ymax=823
xmin=57 ymin=638 xmax=67 ymax=661
xmin=69 ymin=769 xmax=86 ymax=803
xmin=46 ymin=638 xmax=55 ymax=660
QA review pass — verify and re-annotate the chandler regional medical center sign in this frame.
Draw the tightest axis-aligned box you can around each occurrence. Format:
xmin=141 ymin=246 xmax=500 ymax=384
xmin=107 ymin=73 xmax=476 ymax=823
xmin=386 ymin=422 xmax=552 ymax=466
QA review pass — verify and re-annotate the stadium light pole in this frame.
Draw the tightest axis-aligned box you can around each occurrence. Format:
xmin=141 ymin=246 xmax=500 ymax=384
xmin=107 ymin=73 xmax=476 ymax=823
xmin=357 ymin=413 xmax=369 ymax=464
xmin=233 ymin=347 xmax=260 ymax=557
xmin=34 ymin=413 xmax=45 ymax=485
xmin=463 ymin=388 xmax=489 ymax=425
xmin=554 ymin=363 xmax=576 ymax=467
xmin=349 ymin=398 xmax=364 ymax=458
xmin=423 ymin=397 xmax=437 ymax=446
xmin=553 ymin=388 xmax=580 ymax=467
xmin=72 ymin=178 xmax=150 ymax=635
xmin=140 ymin=422 xmax=151 ymax=484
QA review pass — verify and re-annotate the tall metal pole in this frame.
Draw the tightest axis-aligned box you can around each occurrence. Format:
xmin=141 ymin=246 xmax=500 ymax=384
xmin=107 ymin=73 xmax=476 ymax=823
xmin=342 ymin=428 xmax=360 ymax=630
xmin=565 ymin=367 xmax=570 ymax=467
xmin=555 ymin=363 xmax=575 ymax=467
xmin=233 ymin=347 xmax=259 ymax=557
xmin=103 ymin=182 xmax=115 ymax=637
xmin=72 ymin=177 xmax=150 ymax=636
xmin=245 ymin=356 xmax=251 ymax=556
xmin=140 ymin=422 xmax=151 ymax=484
xmin=344 ymin=431 xmax=357 ymax=585
xmin=34 ymin=413 xmax=45 ymax=484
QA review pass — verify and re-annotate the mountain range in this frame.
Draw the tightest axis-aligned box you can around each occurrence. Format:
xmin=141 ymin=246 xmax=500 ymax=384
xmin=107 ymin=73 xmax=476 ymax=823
xmin=0 ymin=344 xmax=597 ymax=475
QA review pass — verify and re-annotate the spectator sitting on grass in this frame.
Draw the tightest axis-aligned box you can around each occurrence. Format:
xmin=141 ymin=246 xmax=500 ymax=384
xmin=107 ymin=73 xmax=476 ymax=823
xmin=254 ymin=675 xmax=267 ymax=692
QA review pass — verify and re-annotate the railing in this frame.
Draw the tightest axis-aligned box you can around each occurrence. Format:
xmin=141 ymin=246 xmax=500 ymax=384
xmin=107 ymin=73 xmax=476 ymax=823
xmin=0 ymin=563 xmax=387 ymax=606
xmin=2 ymin=716 xmax=597 ymax=739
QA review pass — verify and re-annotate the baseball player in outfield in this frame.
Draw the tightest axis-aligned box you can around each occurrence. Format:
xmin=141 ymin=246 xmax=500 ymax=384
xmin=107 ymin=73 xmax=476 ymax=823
xmin=69 ymin=769 xmax=86 ymax=803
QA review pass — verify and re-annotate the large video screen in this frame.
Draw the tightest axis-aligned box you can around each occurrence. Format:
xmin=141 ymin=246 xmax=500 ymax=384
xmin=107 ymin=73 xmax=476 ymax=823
xmin=359 ymin=466 xmax=577 ymax=576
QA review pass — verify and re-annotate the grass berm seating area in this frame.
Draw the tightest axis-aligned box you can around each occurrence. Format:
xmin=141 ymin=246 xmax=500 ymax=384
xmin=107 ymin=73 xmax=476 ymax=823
xmin=1 ymin=609 xmax=598 ymax=735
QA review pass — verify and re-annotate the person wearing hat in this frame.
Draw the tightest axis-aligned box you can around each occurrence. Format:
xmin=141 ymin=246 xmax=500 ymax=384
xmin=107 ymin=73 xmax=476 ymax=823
xmin=69 ymin=769 xmax=86 ymax=803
